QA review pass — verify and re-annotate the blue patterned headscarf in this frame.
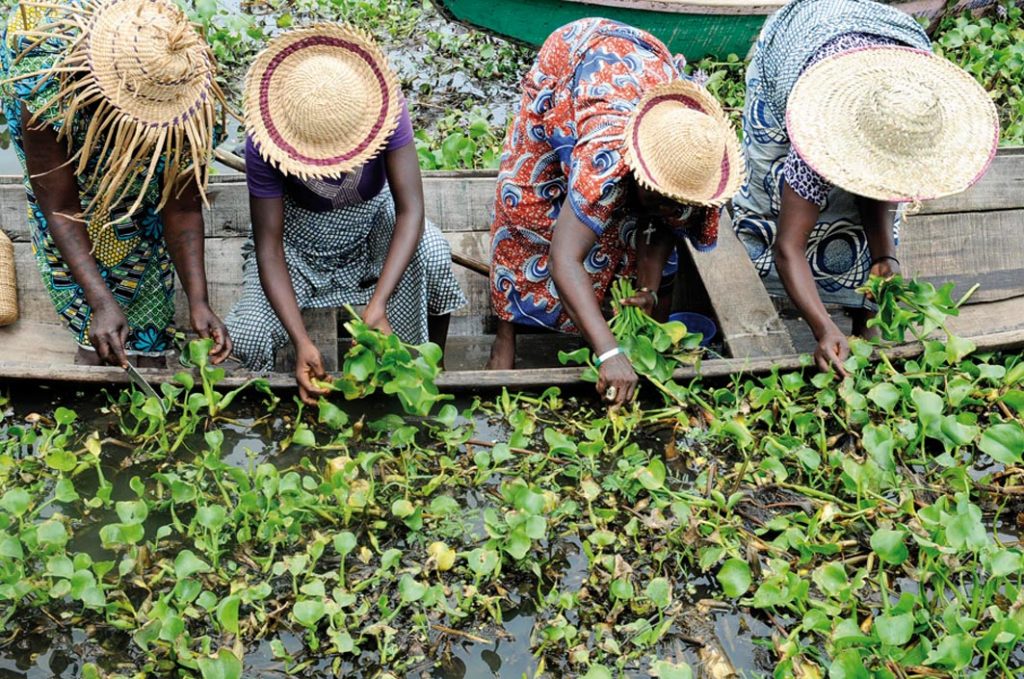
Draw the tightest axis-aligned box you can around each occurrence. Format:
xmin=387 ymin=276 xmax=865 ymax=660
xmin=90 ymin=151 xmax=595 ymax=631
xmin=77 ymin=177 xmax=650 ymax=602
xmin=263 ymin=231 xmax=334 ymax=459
xmin=755 ymin=0 xmax=931 ymax=120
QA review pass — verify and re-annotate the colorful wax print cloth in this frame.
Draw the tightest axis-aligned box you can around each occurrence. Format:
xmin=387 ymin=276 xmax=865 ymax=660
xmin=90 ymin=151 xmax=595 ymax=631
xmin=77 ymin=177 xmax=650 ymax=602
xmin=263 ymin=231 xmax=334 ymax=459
xmin=489 ymin=18 xmax=717 ymax=332
xmin=0 ymin=2 xmax=188 ymax=355
xmin=731 ymin=13 xmax=929 ymax=308
xmin=225 ymin=189 xmax=467 ymax=372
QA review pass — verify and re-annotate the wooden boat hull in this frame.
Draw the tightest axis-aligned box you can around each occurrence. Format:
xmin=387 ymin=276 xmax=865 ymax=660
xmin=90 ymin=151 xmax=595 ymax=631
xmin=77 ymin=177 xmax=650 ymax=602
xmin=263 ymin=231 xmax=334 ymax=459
xmin=435 ymin=0 xmax=1007 ymax=59
xmin=1 ymin=148 xmax=1023 ymax=392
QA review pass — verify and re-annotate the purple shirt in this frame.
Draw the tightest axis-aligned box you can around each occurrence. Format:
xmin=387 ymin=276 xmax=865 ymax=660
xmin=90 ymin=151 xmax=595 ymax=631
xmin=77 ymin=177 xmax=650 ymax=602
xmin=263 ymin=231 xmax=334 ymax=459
xmin=245 ymin=101 xmax=415 ymax=211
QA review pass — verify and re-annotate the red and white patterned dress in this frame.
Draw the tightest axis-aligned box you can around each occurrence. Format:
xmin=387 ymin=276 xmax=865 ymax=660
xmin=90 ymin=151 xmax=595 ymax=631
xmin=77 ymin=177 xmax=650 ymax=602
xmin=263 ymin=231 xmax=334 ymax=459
xmin=489 ymin=18 xmax=717 ymax=332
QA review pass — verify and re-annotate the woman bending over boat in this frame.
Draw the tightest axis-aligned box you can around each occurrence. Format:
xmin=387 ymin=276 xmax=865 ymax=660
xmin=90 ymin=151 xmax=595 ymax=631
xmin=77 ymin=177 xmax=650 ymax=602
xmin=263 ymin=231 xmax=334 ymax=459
xmin=731 ymin=0 xmax=998 ymax=374
xmin=0 ymin=0 xmax=232 ymax=368
xmin=225 ymin=24 xmax=466 ymax=405
xmin=486 ymin=18 xmax=743 ymax=406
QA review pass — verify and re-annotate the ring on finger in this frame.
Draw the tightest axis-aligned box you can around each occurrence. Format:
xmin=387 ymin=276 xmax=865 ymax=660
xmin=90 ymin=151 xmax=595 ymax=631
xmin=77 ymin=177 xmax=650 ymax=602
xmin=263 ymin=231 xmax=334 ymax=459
xmin=604 ymin=385 xmax=618 ymax=401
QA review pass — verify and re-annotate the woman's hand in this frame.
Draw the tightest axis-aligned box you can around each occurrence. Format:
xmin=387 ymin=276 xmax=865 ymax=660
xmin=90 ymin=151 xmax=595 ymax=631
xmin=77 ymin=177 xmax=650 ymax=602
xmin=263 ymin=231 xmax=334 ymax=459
xmin=190 ymin=303 xmax=232 ymax=364
xmin=596 ymin=353 xmax=638 ymax=408
xmin=362 ymin=302 xmax=393 ymax=335
xmin=869 ymin=256 xmax=900 ymax=286
xmin=90 ymin=301 xmax=130 ymax=367
xmin=813 ymin=323 xmax=849 ymax=377
xmin=620 ymin=289 xmax=657 ymax=317
xmin=295 ymin=341 xmax=330 ymax=406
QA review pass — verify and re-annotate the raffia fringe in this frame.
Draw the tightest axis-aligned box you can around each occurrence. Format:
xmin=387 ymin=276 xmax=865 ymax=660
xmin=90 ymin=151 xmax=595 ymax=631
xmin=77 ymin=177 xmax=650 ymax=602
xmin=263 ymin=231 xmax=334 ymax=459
xmin=4 ymin=0 xmax=227 ymax=232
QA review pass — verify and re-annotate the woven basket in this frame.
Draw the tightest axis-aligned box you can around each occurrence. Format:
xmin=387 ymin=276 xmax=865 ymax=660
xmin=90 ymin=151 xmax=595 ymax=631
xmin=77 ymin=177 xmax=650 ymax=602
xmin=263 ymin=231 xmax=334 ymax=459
xmin=0 ymin=229 xmax=18 ymax=326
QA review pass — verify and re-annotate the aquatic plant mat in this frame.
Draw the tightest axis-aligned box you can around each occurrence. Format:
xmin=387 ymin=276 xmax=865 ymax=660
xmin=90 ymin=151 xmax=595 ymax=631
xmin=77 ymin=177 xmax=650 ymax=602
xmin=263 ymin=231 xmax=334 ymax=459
xmin=2 ymin=283 xmax=1024 ymax=678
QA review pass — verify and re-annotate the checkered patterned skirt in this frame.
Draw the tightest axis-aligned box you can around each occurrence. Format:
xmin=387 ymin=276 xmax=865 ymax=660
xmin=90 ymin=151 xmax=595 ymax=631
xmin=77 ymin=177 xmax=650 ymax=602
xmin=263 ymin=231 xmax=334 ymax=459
xmin=225 ymin=191 xmax=467 ymax=371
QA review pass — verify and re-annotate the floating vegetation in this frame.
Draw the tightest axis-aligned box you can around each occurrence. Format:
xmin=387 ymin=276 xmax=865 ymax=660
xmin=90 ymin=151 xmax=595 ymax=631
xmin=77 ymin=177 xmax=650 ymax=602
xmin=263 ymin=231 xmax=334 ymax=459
xmin=1 ymin=278 xmax=1022 ymax=677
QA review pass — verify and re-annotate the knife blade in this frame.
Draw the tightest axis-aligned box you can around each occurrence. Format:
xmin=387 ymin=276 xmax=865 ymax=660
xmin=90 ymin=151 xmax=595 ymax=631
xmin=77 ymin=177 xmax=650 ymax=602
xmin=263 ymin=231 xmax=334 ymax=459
xmin=124 ymin=362 xmax=166 ymax=413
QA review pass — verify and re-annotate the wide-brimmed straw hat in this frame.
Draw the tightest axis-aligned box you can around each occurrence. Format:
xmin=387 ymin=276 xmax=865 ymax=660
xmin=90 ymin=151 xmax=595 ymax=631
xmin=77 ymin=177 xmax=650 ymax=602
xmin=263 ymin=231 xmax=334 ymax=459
xmin=786 ymin=46 xmax=999 ymax=203
xmin=244 ymin=23 xmax=401 ymax=180
xmin=624 ymin=80 xmax=744 ymax=208
xmin=9 ymin=0 xmax=226 ymax=220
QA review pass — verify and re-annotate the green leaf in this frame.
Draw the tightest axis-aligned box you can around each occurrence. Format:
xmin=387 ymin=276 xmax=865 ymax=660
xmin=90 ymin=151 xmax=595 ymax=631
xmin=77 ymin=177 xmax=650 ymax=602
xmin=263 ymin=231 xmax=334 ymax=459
xmin=583 ymin=666 xmax=614 ymax=679
xmin=649 ymin=660 xmax=693 ymax=679
xmin=875 ymin=612 xmax=914 ymax=646
xmin=635 ymin=458 xmax=666 ymax=491
xmin=36 ymin=519 xmax=68 ymax=546
xmin=174 ymin=550 xmax=211 ymax=579
xmin=290 ymin=425 xmax=316 ymax=448
xmin=867 ymin=383 xmax=900 ymax=413
xmin=870 ymin=528 xmax=908 ymax=565
xmin=610 ymin=578 xmax=634 ymax=600
xmin=924 ymin=633 xmax=975 ymax=670
xmin=391 ymin=499 xmax=415 ymax=518
xmin=197 ymin=648 xmax=242 ymax=679
xmin=318 ymin=400 xmax=349 ymax=430
xmin=333 ymin=531 xmax=357 ymax=556
xmin=645 ymin=577 xmax=672 ymax=609
xmin=0 ymin=488 xmax=31 ymax=516
xmin=717 ymin=558 xmax=751 ymax=598
xmin=979 ymin=422 xmax=1024 ymax=464
xmin=467 ymin=547 xmax=499 ymax=577
xmin=398 ymin=574 xmax=427 ymax=603
xmin=829 ymin=648 xmax=869 ymax=679
xmin=292 ymin=599 xmax=325 ymax=627
xmin=216 ymin=595 xmax=241 ymax=635
xmin=945 ymin=334 xmax=976 ymax=363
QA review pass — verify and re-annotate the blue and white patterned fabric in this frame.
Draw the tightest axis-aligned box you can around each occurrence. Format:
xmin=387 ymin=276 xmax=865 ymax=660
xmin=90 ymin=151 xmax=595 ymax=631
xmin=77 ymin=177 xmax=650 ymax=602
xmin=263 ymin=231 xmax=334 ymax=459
xmin=731 ymin=0 xmax=931 ymax=308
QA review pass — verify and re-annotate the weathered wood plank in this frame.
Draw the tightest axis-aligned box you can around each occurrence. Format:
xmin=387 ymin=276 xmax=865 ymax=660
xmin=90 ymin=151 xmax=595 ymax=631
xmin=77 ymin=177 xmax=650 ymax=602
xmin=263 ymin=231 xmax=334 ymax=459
xmin=3 ymin=325 xmax=1022 ymax=391
xmin=685 ymin=212 xmax=795 ymax=359
xmin=900 ymin=208 xmax=1024 ymax=303
xmin=916 ymin=147 xmax=1024 ymax=216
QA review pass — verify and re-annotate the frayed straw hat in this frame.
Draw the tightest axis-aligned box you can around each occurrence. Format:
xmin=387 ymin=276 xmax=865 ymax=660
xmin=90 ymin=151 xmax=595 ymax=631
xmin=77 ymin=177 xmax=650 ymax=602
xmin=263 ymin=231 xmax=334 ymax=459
xmin=786 ymin=46 xmax=999 ymax=203
xmin=624 ymin=80 xmax=744 ymax=208
xmin=244 ymin=23 xmax=401 ymax=181
xmin=8 ymin=0 xmax=226 ymax=221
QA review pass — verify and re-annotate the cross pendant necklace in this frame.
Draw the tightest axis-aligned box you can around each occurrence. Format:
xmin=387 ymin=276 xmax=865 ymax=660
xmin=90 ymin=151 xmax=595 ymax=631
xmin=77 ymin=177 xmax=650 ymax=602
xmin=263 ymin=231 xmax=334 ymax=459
xmin=643 ymin=220 xmax=656 ymax=245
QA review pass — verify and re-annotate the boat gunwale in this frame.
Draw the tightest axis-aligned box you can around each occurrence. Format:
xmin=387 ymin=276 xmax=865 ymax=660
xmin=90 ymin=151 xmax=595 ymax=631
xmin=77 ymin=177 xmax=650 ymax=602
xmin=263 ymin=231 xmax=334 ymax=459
xmin=2 ymin=327 xmax=1022 ymax=391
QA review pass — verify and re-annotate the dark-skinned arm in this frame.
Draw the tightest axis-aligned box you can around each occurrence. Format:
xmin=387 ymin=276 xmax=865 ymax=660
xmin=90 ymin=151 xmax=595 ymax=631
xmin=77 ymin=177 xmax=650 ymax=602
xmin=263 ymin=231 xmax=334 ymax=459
xmin=363 ymin=142 xmax=425 ymax=334
xmin=161 ymin=178 xmax=231 ymax=364
xmin=621 ymin=216 xmax=676 ymax=317
xmin=774 ymin=183 xmax=848 ymax=375
xmin=250 ymin=194 xmax=327 ymax=405
xmin=549 ymin=202 xmax=637 ymax=406
xmin=857 ymin=195 xmax=900 ymax=279
xmin=20 ymin=105 xmax=130 ymax=367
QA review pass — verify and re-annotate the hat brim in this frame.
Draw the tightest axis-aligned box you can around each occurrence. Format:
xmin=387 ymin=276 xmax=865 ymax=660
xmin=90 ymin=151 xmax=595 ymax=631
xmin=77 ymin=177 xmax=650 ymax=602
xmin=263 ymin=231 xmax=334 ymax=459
xmin=244 ymin=24 xmax=400 ymax=180
xmin=786 ymin=46 xmax=999 ymax=203
xmin=624 ymin=80 xmax=744 ymax=208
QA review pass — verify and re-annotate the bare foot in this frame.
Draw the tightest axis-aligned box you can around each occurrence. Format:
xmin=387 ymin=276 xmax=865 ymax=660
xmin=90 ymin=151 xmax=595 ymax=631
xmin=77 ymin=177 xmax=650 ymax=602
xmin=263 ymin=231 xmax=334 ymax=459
xmin=485 ymin=320 xmax=516 ymax=370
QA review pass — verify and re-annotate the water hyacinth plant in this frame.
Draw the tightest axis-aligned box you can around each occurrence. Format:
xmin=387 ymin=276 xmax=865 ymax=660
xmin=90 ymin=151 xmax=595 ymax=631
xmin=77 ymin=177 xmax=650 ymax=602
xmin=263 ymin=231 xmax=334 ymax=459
xmin=1 ymin=272 xmax=1023 ymax=677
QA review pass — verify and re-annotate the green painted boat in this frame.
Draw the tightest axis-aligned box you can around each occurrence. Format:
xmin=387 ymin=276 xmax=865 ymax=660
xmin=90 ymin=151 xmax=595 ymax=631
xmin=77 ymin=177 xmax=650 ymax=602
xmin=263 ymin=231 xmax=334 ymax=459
xmin=435 ymin=0 xmax=1004 ymax=60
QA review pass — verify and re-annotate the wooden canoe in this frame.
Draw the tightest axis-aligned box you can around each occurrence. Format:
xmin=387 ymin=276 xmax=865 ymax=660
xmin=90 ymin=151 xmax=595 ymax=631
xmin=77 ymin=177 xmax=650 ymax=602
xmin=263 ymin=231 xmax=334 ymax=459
xmin=1 ymin=148 xmax=1023 ymax=392
xmin=434 ymin=0 xmax=1009 ymax=60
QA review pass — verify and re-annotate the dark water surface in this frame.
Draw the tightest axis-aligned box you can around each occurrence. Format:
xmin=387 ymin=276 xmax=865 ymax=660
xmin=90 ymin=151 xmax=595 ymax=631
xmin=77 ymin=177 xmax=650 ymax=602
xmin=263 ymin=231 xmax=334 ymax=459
xmin=0 ymin=381 xmax=773 ymax=678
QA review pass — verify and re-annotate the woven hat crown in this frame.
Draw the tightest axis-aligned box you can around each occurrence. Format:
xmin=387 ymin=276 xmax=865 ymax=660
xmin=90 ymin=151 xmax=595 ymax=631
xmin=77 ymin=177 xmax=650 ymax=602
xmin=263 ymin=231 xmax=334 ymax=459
xmin=88 ymin=0 xmax=215 ymax=124
xmin=786 ymin=46 xmax=999 ymax=202
xmin=244 ymin=23 xmax=400 ymax=180
xmin=624 ymin=80 xmax=744 ymax=207
xmin=8 ymin=0 xmax=226 ymax=224
xmin=640 ymin=107 xmax=727 ymax=195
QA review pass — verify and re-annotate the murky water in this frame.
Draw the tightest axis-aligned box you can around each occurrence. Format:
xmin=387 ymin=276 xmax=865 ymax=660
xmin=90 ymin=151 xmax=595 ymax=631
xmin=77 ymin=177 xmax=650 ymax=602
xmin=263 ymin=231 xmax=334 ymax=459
xmin=0 ymin=381 xmax=775 ymax=678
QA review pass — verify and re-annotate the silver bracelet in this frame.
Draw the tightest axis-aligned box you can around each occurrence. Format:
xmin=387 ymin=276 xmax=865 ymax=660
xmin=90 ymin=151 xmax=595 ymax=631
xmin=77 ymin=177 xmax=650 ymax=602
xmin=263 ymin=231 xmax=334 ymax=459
xmin=596 ymin=346 xmax=623 ymax=366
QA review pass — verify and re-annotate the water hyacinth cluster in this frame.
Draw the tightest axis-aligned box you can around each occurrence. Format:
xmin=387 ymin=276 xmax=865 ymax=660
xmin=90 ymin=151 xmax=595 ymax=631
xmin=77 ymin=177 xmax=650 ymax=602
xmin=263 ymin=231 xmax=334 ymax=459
xmin=0 ymin=275 xmax=1022 ymax=677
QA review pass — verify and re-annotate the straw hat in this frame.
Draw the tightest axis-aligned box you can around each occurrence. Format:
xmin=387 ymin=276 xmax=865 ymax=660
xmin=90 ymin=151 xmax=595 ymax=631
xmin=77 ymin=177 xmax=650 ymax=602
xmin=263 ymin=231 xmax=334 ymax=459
xmin=786 ymin=46 xmax=999 ymax=203
xmin=244 ymin=23 xmax=401 ymax=180
xmin=624 ymin=80 xmax=744 ymax=208
xmin=9 ymin=0 xmax=226 ymax=221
